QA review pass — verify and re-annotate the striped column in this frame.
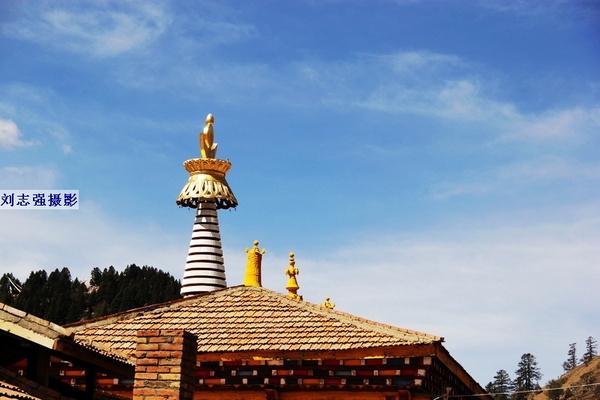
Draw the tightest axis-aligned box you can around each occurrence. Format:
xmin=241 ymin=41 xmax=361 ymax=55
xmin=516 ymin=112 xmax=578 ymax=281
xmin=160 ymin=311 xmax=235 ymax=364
xmin=181 ymin=200 xmax=227 ymax=296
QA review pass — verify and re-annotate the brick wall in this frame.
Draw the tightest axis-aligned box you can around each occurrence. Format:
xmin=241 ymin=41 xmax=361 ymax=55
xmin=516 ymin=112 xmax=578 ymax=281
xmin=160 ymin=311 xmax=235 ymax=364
xmin=133 ymin=329 xmax=197 ymax=400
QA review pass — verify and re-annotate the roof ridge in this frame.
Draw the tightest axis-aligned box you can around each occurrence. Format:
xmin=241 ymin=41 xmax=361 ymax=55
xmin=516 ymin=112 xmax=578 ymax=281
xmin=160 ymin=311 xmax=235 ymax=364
xmin=0 ymin=302 xmax=72 ymax=338
xmin=242 ymin=286 xmax=442 ymax=343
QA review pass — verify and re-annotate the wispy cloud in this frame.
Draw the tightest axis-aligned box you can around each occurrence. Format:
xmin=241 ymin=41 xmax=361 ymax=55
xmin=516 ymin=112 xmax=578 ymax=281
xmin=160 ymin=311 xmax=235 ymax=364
xmin=0 ymin=84 xmax=73 ymax=153
xmin=315 ymin=52 xmax=600 ymax=144
xmin=479 ymin=0 xmax=565 ymax=16
xmin=479 ymin=0 xmax=599 ymax=25
xmin=431 ymin=180 xmax=495 ymax=200
xmin=294 ymin=216 xmax=600 ymax=382
xmin=0 ymin=118 xmax=36 ymax=150
xmin=430 ymin=155 xmax=600 ymax=200
xmin=0 ymin=165 xmax=60 ymax=188
xmin=505 ymin=107 xmax=600 ymax=142
xmin=2 ymin=1 xmax=171 ymax=58
xmin=498 ymin=156 xmax=600 ymax=182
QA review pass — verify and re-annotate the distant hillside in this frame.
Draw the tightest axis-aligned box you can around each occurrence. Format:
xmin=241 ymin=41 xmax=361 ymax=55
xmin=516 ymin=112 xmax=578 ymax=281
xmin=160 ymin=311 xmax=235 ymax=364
xmin=533 ymin=356 xmax=600 ymax=400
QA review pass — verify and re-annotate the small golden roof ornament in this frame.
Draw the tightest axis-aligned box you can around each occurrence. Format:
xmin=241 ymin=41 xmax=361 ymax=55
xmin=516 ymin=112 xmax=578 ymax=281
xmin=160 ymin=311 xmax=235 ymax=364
xmin=320 ymin=297 xmax=336 ymax=309
xmin=285 ymin=252 xmax=302 ymax=300
xmin=244 ymin=240 xmax=266 ymax=287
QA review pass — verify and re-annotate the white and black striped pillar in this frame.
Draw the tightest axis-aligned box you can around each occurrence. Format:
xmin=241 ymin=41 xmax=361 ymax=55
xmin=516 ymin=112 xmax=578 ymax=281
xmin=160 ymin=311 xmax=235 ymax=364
xmin=180 ymin=200 xmax=227 ymax=296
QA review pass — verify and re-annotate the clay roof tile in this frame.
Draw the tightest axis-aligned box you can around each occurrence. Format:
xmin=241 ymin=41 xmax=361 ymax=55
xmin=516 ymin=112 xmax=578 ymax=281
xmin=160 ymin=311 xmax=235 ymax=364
xmin=66 ymin=286 xmax=442 ymax=358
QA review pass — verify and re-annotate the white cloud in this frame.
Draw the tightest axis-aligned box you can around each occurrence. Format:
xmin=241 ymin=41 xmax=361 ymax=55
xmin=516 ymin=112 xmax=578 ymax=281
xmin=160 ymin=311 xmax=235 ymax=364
xmin=498 ymin=156 xmax=600 ymax=181
xmin=3 ymin=1 xmax=171 ymax=58
xmin=0 ymin=165 xmax=60 ymax=189
xmin=506 ymin=107 xmax=600 ymax=141
xmin=0 ymin=118 xmax=35 ymax=150
xmin=0 ymin=84 xmax=75 ymax=153
xmin=332 ymin=52 xmax=600 ymax=145
xmin=431 ymin=180 xmax=496 ymax=200
xmin=429 ymin=155 xmax=600 ymax=200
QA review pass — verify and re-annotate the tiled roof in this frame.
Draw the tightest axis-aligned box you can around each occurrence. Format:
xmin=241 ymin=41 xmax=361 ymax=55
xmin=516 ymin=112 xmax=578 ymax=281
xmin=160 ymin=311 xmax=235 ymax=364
xmin=0 ymin=302 xmax=133 ymax=367
xmin=67 ymin=286 xmax=442 ymax=358
xmin=0 ymin=303 xmax=71 ymax=348
xmin=0 ymin=380 xmax=41 ymax=400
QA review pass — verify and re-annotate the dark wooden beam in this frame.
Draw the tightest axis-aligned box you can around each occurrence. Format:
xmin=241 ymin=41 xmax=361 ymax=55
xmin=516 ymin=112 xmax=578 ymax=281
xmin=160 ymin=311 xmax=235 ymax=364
xmin=196 ymin=343 xmax=439 ymax=362
xmin=53 ymin=338 xmax=133 ymax=378
xmin=85 ymin=365 xmax=97 ymax=400
xmin=26 ymin=348 xmax=50 ymax=386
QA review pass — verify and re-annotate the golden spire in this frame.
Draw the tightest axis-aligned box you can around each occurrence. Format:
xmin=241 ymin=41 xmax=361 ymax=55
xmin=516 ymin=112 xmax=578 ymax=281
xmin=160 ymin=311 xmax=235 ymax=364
xmin=244 ymin=240 xmax=266 ymax=287
xmin=200 ymin=113 xmax=218 ymax=159
xmin=177 ymin=113 xmax=237 ymax=296
xmin=285 ymin=252 xmax=302 ymax=300
xmin=320 ymin=297 xmax=336 ymax=309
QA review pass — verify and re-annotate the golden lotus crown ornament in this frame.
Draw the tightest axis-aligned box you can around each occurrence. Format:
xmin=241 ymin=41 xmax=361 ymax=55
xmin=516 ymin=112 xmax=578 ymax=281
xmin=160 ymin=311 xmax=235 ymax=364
xmin=176 ymin=114 xmax=238 ymax=210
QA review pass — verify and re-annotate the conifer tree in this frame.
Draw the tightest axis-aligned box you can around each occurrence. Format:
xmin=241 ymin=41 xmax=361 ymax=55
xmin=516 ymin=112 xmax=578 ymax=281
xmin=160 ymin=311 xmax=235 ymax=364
xmin=67 ymin=278 xmax=90 ymax=323
xmin=562 ymin=342 xmax=577 ymax=372
xmin=487 ymin=369 xmax=512 ymax=400
xmin=89 ymin=266 xmax=119 ymax=317
xmin=0 ymin=273 xmax=21 ymax=305
xmin=15 ymin=270 xmax=48 ymax=318
xmin=45 ymin=268 xmax=73 ymax=324
xmin=580 ymin=336 xmax=598 ymax=365
xmin=513 ymin=353 xmax=542 ymax=400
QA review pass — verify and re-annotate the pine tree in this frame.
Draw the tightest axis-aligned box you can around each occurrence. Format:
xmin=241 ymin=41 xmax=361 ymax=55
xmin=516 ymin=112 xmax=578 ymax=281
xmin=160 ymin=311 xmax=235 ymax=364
xmin=487 ymin=369 xmax=512 ymax=400
xmin=44 ymin=268 xmax=73 ymax=324
xmin=89 ymin=266 xmax=119 ymax=317
xmin=15 ymin=270 xmax=48 ymax=318
xmin=0 ymin=273 xmax=21 ymax=305
xmin=580 ymin=336 xmax=598 ymax=365
xmin=562 ymin=342 xmax=577 ymax=372
xmin=66 ymin=278 xmax=90 ymax=323
xmin=513 ymin=353 xmax=542 ymax=400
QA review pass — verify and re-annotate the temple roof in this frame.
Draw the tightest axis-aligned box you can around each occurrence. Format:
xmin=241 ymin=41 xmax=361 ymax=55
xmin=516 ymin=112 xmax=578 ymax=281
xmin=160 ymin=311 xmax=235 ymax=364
xmin=66 ymin=285 xmax=442 ymax=359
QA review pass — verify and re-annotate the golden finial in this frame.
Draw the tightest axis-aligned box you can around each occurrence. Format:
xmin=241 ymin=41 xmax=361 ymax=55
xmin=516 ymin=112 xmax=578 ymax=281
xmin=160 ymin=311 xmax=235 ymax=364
xmin=176 ymin=113 xmax=238 ymax=210
xmin=320 ymin=297 xmax=336 ymax=309
xmin=199 ymin=113 xmax=218 ymax=159
xmin=285 ymin=252 xmax=302 ymax=300
xmin=244 ymin=240 xmax=266 ymax=287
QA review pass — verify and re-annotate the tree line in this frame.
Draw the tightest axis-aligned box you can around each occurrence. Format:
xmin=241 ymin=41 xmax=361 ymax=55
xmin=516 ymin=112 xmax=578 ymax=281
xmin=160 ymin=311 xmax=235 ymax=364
xmin=486 ymin=337 xmax=598 ymax=400
xmin=0 ymin=265 xmax=181 ymax=325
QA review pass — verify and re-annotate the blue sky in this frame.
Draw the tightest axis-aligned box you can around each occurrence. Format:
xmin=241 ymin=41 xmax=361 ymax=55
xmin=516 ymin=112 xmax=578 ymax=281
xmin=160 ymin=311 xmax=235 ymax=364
xmin=1 ymin=0 xmax=599 ymax=388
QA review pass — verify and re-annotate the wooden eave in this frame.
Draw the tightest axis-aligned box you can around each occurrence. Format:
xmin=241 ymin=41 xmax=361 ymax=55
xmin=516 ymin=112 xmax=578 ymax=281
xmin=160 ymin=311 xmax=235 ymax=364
xmin=0 ymin=303 xmax=134 ymax=378
xmin=195 ymin=343 xmax=440 ymax=362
